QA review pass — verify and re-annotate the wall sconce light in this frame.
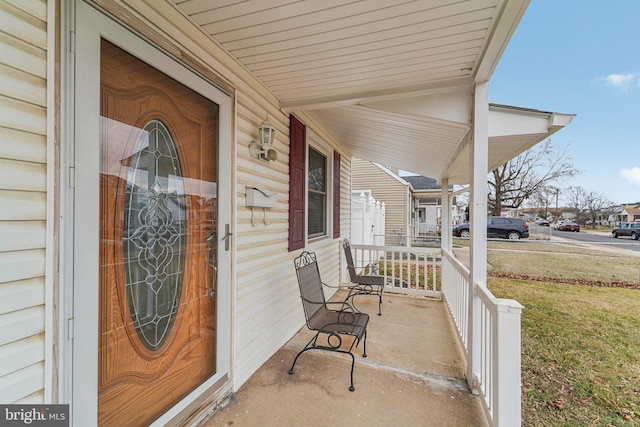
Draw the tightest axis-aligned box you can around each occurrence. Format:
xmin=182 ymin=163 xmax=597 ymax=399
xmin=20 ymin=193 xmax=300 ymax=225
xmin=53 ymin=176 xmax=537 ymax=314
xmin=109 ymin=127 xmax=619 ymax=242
xmin=249 ymin=115 xmax=277 ymax=161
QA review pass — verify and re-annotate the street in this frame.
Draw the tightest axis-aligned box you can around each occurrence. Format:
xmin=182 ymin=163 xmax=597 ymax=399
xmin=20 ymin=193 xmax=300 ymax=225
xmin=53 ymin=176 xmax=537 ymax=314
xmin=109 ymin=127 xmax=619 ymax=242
xmin=551 ymin=228 xmax=640 ymax=253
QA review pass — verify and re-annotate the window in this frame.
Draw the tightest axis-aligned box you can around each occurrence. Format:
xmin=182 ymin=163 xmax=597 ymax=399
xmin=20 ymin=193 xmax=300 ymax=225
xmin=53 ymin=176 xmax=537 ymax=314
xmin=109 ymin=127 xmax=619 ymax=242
xmin=288 ymin=116 xmax=340 ymax=251
xmin=308 ymin=147 xmax=326 ymax=238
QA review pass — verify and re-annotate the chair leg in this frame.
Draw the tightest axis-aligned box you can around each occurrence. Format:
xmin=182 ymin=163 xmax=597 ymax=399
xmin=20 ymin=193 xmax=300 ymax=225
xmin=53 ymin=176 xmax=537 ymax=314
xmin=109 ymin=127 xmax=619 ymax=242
xmin=288 ymin=347 xmax=308 ymax=375
xmin=347 ymin=351 xmax=356 ymax=391
xmin=377 ymin=293 xmax=382 ymax=316
xmin=362 ymin=330 xmax=367 ymax=358
xmin=290 ymin=338 xmax=360 ymax=392
xmin=288 ymin=334 xmax=317 ymax=375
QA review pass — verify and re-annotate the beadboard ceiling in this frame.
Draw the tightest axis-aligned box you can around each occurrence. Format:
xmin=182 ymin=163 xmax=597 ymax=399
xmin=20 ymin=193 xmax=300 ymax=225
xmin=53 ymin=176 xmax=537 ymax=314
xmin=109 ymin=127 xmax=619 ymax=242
xmin=172 ymin=0 xmax=572 ymax=183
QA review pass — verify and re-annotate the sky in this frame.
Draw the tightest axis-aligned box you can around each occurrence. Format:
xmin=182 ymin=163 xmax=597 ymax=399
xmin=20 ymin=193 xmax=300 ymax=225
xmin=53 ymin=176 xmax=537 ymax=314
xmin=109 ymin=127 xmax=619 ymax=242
xmin=489 ymin=0 xmax=640 ymax=205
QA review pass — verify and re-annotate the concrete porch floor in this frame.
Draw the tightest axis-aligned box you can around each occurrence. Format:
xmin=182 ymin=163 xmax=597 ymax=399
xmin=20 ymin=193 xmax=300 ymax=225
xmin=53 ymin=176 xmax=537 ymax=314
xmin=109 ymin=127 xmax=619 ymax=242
xmin=201 ymin=292 xmax=488 ymax=427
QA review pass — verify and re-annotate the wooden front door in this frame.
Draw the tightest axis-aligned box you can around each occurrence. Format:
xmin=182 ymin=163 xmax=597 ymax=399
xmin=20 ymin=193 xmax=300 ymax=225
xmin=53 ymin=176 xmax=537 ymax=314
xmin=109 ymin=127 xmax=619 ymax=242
xmin=98 ymin=40 xmax=218 ymax=426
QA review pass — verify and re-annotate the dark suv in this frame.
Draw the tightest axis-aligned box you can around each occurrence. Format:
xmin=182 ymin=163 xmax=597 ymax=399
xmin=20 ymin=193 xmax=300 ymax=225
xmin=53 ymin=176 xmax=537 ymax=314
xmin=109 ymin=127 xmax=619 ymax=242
xmin=453 ymin=216 xmax=529 ymax=240
xmin=612 ymin=222 xmax=640 ymax=240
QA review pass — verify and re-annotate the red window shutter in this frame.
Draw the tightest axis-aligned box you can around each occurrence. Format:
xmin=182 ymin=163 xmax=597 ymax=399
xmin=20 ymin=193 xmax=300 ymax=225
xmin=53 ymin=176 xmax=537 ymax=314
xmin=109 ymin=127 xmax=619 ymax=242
xmin=288 ymin=115 xmax=306 ymax=252
xmin=333 ymin=151 xmax=341 ymax=238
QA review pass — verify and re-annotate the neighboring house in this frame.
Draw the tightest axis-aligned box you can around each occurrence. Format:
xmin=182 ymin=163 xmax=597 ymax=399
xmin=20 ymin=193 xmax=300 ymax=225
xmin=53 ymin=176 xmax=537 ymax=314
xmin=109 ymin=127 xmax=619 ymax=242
xmin=403 ymin=175 xmax=465 ymax=232
xmin=352 ymin=160 xmax=463 ymax=243
xmin=607 ymin=205 xmax=627 ymax=226
xmin=352 ymin=158 xmax=411 ymax=244
xmin=621 ymin=203 xmax=640 ymax=222
xmin=0 ymin=1 xmax=574 ymax=426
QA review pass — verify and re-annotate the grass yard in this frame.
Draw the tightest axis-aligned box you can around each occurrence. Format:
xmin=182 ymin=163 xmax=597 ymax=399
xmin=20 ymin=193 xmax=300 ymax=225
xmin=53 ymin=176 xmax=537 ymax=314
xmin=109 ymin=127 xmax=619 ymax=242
xmin=484 ymin=243 xmax=640 ymax=426
xmin=487 ymin=241 xmax=640 ymax=285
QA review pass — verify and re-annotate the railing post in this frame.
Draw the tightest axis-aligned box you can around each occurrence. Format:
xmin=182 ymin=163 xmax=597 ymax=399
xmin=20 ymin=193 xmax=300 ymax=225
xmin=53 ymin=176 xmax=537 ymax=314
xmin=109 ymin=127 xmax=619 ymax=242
xmin=468 ymin=281 xmax=481 ymax=392
xmin=493 ymin=299 xmax=524 ymax=427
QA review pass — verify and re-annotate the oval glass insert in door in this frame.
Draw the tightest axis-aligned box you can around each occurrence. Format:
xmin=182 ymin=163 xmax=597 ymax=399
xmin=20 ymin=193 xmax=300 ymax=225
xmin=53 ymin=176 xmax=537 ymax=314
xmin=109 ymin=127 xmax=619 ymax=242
xmin=123 ymin=119 xmax=186 ymax=352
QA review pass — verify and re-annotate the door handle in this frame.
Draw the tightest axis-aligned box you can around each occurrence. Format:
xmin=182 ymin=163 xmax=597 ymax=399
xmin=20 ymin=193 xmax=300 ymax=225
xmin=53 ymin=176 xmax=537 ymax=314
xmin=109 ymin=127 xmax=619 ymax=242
xmin=222 ymin=224 xmax=232 ymax=251
xmin=206 ymin=230 xmax=217 ymax=299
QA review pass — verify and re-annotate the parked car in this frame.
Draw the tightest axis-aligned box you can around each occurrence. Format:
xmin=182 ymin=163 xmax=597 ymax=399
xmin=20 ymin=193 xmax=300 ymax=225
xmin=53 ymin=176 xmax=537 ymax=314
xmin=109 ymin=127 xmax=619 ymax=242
xmin=452 ymin=216 xmax=529 ymax=240
xmin=612 ymin=222 xmax=640 ymax=240
xmin=558 ymin=221 xmax=580 ymax=232
xmin=552 ymin=221 xmax=565 ymax=230
xmin=535 ymin=219 xmax=550 ymax=226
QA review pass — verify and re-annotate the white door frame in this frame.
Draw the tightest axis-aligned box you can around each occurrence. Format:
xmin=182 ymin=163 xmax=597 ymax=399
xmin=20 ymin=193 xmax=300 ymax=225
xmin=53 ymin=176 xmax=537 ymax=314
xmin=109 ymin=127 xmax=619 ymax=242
xmin=63 ymin=2 xmax=233 ymax=424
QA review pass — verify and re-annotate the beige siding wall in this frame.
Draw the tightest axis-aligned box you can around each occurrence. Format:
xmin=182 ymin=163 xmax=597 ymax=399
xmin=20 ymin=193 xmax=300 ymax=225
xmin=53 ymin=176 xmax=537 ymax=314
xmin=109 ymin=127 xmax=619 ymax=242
xmin=234 ymin=94 xmax=303 ymax=387
xmin=351 ymin=158 xmax=409 ymax=240
xmin=234 ymin=95 xmax=346 ymax=386
xmin=0 ymin=0 xmax=48 ymax=403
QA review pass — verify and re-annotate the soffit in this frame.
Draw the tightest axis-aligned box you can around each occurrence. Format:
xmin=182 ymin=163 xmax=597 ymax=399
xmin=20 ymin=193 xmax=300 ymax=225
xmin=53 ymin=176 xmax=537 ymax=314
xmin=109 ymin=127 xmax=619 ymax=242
xmin=170 ymin=0 xmax=561 ymax=182
xmin=174 ymin=0 xmax=516 ymax=107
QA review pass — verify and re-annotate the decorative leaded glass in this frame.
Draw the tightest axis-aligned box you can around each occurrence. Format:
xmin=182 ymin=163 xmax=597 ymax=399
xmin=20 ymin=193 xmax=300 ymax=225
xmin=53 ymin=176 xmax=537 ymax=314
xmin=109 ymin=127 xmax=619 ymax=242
xmin=123 ymin=120 xmax=186 ymax=351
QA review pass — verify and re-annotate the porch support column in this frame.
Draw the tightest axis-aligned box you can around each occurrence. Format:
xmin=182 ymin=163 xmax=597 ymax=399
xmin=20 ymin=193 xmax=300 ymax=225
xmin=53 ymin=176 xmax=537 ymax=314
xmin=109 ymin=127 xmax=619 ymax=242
xmin=467 ymin=81 xmax=489 ymax=390
xmin=440 ymin=178 xmax=451 ymax=252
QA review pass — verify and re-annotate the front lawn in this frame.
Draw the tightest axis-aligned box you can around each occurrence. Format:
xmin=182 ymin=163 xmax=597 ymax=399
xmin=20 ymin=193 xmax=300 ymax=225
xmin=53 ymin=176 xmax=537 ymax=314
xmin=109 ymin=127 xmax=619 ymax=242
xmin=487 ymin=244 xmax=640 ymax=426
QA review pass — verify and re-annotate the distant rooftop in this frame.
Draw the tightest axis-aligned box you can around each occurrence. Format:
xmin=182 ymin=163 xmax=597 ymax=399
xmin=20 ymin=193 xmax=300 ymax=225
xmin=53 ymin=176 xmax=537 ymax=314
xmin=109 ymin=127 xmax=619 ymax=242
xmin=403 ymin=175 xmax=449 ymax=191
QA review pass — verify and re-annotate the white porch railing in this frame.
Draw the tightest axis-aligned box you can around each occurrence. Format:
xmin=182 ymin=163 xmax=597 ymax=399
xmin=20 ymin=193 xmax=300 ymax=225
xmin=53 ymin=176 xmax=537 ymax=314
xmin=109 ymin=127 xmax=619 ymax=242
xmin=350 ymin=244 xmax=441 ymax=298
xmin=441 ymin=249 xmax=470 ymax=347
xmin=475 ymin=283 xmax=524 ymax=426
xmin=351 ymin=244 xmax=523 ymax=427
xmin=441 ymin=248 xmax=523 ymax=427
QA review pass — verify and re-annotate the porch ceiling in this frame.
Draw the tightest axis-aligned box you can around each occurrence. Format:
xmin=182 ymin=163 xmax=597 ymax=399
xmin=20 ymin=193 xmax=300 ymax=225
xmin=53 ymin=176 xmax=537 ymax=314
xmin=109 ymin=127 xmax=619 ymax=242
xmin=172 ymin=0 xmax=572 ymax=183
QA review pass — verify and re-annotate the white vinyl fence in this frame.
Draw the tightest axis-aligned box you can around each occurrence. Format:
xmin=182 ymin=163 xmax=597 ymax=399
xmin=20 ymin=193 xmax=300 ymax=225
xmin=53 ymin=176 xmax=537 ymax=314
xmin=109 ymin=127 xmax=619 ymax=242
xmin=351 ymin=192 xmax=385 ymax=248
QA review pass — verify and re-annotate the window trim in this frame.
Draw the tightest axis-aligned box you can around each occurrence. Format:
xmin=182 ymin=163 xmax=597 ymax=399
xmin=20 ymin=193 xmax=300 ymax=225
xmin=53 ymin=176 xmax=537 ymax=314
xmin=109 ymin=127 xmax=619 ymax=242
xmin=305 ymin=131 xmax=334 ymax=242
xmin=307 ymin=145 xmax=328 ymax=239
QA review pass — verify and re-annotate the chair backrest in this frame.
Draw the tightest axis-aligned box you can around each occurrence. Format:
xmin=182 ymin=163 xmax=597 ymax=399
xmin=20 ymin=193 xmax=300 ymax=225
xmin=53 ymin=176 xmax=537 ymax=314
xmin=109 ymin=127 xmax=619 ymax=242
xmin=294 ymin=251 xmax=326 ymax=325
xmin=342 ymin=239 xmax=358 ymax=281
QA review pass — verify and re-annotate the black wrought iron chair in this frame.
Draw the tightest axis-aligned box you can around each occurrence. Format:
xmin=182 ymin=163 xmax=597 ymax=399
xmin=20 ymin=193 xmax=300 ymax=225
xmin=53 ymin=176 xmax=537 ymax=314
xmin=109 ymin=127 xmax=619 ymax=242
xmin=342 ymin=238 xmax=384 ymax=315
xmin=289 ymin=251 xmax=369 ymax=391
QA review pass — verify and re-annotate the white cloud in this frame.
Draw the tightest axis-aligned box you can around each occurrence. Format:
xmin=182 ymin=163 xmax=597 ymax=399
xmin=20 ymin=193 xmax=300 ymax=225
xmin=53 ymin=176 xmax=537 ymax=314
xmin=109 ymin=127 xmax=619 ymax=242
xmin=600 ymin=72 xmax=640 ymax=92
xmin=620 ymin=167 xmax=640 ymax=186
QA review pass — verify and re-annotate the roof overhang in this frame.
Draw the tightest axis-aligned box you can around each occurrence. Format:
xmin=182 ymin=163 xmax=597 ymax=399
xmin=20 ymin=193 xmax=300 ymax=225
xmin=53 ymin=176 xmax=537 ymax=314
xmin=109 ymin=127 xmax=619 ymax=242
xmin=165 ymin=0 xmax=573 ymax=182
xmin=443 ymin=104 xmax=576 ymax=184
xmin=306 ymin=102 xmax=574 ymax=185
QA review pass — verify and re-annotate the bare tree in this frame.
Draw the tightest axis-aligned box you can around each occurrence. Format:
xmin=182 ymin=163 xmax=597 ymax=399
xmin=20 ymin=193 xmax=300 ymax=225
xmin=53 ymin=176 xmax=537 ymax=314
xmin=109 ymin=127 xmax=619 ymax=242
xmin=529 ymin=185 xmax=560 ymax=219
xmin=487 ymin=139 xmax=579 ymax=216
xmin=564 ymin=186 xmax=588 ymax=224
xmin=565 ymin=186 xmax=614 ymax=227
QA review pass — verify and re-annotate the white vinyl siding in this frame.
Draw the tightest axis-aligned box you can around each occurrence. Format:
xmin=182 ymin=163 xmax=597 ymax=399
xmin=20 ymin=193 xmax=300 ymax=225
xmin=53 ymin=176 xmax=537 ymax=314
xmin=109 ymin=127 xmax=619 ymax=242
xmin=0 ymin=0 xmax=48 ymax=404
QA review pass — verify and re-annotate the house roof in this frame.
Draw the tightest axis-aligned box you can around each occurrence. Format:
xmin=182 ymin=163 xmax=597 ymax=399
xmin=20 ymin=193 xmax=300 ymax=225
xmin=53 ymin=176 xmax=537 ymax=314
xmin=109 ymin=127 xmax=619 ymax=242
xmin=171 ymin=0 xmax=573 ymax=183
xmin=622 ymin=205 xmax=640 ymax=215
xmin=402 ymin=176 xmax=441 ymax=191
